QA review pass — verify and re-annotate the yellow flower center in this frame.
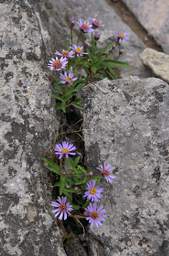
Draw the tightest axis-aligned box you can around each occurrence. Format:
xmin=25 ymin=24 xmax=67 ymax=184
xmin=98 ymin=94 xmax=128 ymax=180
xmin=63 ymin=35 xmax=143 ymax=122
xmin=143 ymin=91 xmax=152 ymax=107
xmin=81 ymin=23 xmax=89 ymax=30
xmin=61 ymin=147 xmax=70 ymax=154
xmin=62 ymin=50 xmax=69 ymax=57
xmin=118 ymin=32 xmax=125 ymax=39
xmin=53 ymin=60 xmax=62 ymax=69
xmin=76 ymin=47 xmax=82 ymax=54
xmin=59 ymin=203 xmax=66 ymax=211
xmin=91 ymin=211 xmax=98 ymax=219
xmin=103 ymin=169 xmax=109 ymax=177
xmin=65 ymin=76 xmax=72 ymax=82
xmin=90 ymin=187 xmax=96 ymax=195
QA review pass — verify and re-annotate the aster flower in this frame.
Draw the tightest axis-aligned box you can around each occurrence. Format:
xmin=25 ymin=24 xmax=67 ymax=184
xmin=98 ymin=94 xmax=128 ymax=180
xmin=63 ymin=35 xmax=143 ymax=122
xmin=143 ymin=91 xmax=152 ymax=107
xmin=85 ymin=203 xmax=106 ymax=227
xmin=97 ymin=162 xmax=116 ymax=184
xmin=84 ymin=180 xmax=103 ymax=202
xmin=51 ymin=196 xmax=73 ymax=220
xmin=115 ymin=32 xmax=129 ymax=43
xmin=71 ymin=45 xmax=84 ymax=57
xmin=78 ymin=18 xmax=94 ymax=33
xmin=48 ymin=56 xmax=68 ymax=71
xmin=60 ymin=70 xmax=77 ymax=85
xmin=55 ymin=49 xmax=74 ymax=59
xmin=55 ymin=141 xmax=77 ymax=159
xmin=89 ymin=17 xmax=102 ymax=29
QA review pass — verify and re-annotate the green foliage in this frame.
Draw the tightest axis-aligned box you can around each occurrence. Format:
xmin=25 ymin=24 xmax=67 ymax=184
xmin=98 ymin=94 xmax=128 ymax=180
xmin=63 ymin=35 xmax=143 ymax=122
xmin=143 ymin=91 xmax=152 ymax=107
xmin=44 ymin=156 xmax=93 ymax=208
xmin=82 ymin=39 xmax=128 ymax=81
xmin=52 ymin=77 xmax=86 ymax=113
xmin=51 ymin=34 xmax=128 ymax=113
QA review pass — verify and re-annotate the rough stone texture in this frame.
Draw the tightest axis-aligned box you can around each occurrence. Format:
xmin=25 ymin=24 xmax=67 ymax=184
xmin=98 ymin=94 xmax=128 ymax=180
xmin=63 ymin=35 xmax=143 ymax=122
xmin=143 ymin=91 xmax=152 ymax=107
xmin=0 ymin=1 xmax=66 ymax=255
xmin=140 ymin=48 xmax=169 ymax=83
xmin=83 ymin=77 xmax=169 ymax=256
xmin=37 ymin=0 xmax=150 ymax=78
xmin=123 ymin=0 xmax=169 ymax=53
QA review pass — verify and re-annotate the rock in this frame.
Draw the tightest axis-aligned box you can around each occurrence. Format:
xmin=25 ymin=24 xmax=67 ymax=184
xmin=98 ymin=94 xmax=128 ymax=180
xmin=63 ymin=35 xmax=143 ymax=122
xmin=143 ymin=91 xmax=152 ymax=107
xmin=64 ymin=236 xmax=88 ymax=256
xmin=83 ymin=77 xmax=169 ymax=256
xmin=122 ymin=0 xmax=169 ymax=53
xmin=0 ymin=1 xmax=65 ymax=255
xmin=140 ymin=48 xmax=169 ymax=83
xmin=38 ymin=0 xmax=150 ymax=78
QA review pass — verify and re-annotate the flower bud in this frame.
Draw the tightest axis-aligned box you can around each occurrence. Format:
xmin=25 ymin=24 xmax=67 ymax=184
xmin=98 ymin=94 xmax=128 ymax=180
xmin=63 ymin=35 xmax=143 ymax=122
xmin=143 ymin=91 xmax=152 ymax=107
xmin=69 ymin=16 xmax=76 ymax=28
xmin=94 ymin=31 xmax=100 ymax=41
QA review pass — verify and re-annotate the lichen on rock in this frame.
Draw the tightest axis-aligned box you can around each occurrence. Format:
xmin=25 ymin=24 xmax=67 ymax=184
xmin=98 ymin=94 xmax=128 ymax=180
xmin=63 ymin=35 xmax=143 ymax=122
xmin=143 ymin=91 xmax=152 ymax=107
xmin=83 ymin=77 xmax=169 ymax=256
xmin=0 ymin=1 xmax=65 ymax=255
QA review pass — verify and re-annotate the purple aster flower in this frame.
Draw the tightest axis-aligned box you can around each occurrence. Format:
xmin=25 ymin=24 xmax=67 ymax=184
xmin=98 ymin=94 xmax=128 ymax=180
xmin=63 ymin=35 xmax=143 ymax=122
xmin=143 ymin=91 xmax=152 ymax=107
xmin=84 ymin=203 xmax=106 ymax=227
xmin=55 ymin=141 xmax=77 ymax=159
xmin=97 ymin=162 xmax=116 ymax=184
xmin=48 ymin=57 xmax=68 ymax=71
xmin=71 ymin=45 xmax=84 ymax=57
xmin=55 ymin=49 xmax=74 ymax=59
xmin=78 ymin=18 xmax=94 ymax=33
xmin=60 ymin=70 xmax=77 ymax=85
xmin=115 ymin=32 xmax=129 ymax=43
xmin=89 ymin=17 xmax=103 ymax=29
xmin=84 ymin=180 xmax=103 ymax=202
xmin=51 ymin=196 xmax=73 ymax=220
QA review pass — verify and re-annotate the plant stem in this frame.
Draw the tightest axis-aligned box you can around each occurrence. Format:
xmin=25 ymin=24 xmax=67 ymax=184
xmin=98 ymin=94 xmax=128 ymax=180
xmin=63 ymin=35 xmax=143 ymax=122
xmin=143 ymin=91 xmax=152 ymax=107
xmin=71 ymin=215 xmax=86 ymax=235
xmin=70 ymin=28 xmax=73 ymax=44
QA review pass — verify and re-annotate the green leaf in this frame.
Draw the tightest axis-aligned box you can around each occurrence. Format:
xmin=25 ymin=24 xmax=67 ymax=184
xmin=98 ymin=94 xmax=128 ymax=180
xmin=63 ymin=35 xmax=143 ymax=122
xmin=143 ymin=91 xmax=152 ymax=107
xmin=76 ymin=165 xmax=87 ymax=174
xmin=71 ymin=100 xmax=82 ymax=110
xmin=93 ymin=175 xmax=101 ymax=183
xmin=82 ymin=200 xmax=89 ymax=208
xmin=72 ymin=204 xmax=80 ymax=210
xmin=64 ymin=157 xmax=74 ymax=170
xmin=43 ymin=158 xmax=60 ymax=175
xmin=65 ymin=156 xmax=81 ymax=170
xmin=56 ymin=102 xmax=67 ymax=113
xmin=91 ymin=66 xmax=98 ymax=74
xmin=59 ymin=176 xmax=66 ymax=195
xmin=61 ymin=188 xmax=73 ymax=201
xmin=103 ymin=59 xmax=128 ymax=67
xmin=73 ymin=176 xmax=87 ymax=185
xmin=72 ymin=165 xmax=88 ymax=185
xmin=74 ymin=156 xmax=80 ymax=166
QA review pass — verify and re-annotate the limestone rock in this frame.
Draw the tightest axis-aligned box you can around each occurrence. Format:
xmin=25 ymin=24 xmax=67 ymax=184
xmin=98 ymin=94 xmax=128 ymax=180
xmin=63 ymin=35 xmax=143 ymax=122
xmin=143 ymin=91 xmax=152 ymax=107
xmin=140 ymin=48 xmax=169 ymax=83
xmin=83 ymin=77 xmax=169 ymax=256
xmin=37 ymin=0 xmax=150 ymax=77
xmin=0 ymin=1 xmax=65 ymax=255
xmin=122 ymin=0 xmax=169 ymax=53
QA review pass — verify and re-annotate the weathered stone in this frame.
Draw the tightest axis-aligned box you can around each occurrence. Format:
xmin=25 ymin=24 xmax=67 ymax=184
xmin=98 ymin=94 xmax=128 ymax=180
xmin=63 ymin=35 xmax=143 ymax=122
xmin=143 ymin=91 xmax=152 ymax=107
xmin=123 ymin=0 xmax=169 ymax=53
xmin=140 ymin=48 xmax=169 ymax=83
xmin=0 ymin=1 xmax=65 ymax=255
xmin=38 ymin=0 xmax=150 ymax=78
xmin=83 ymin=77 xmax=169 ymax=256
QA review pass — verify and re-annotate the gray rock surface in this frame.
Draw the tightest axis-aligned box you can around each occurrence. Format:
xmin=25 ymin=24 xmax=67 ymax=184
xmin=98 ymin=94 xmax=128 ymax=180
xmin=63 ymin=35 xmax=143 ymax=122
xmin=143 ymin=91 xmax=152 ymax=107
xmin=37 ymin=0 xmax=150 ymax=77
xmin=123 ymin=0 xmax=169 ymax=53
xmin=140 ymin=48 xmax=169 ymax=83
xmin=83 ymin=77 xmax=169 ymax=256
xmin=0 ymin=1 xmax=65 ymax=255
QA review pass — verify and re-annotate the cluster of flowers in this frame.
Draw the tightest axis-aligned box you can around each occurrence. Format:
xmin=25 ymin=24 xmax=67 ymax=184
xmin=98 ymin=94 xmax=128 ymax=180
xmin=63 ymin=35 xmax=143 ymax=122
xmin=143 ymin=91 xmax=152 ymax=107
xmin=51 ymin=141 xmax=116 ymax=227
xmin=48 ymin=45 xmax=81 ymax=85
xmin=47 ymin=17 xmax=101 ymax=85
xmin=48 ymin=17 xmax=128 ymax=84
